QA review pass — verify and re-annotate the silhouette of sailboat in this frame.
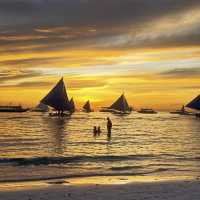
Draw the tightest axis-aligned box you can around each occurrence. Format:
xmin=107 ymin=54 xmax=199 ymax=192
xmin=186 ymin=95 xmax=200 ymax=110
xmin=100 ymin=94 xmax=131 ymax=114
xmin=82 ymin=100 xmax=93 ymax=112
xmin=41 ymin=77 xmax=72 ymax=116
xmin=69 ymin=98 xmax=75 ymax=113
xmin=186 ymin=95 xmax=200 ymax=117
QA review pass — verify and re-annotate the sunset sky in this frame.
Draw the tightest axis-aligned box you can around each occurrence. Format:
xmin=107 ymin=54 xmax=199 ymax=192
xmin=0 ymin=0 xmax=200 ymax=110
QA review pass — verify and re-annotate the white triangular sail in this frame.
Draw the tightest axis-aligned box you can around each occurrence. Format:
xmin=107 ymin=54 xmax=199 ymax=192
xmin=41 ymin=78 xmax=71 ymax=111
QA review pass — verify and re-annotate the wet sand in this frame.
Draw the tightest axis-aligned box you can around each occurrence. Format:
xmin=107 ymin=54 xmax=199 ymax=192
xmin=0 ymin=176 xmax=200 ymax=200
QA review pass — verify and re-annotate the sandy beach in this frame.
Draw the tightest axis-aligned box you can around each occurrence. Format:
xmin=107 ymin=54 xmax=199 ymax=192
xmin=0 ymin=176 xmax=200 ymax=200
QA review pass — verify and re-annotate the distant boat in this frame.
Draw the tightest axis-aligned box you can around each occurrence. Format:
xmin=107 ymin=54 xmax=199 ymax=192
xmin=0 ymin=105 xmax=28 ymax=112
xmin=40 ymin=77 xmax=72 ymax=116
xmin=82 ymin=100 xmax=93 ymax=112
xmin=138 ymin=108 xmax=157 ymax=114
xmin=170 ymin=105 xmax=191 ymax=115
xmin=100 ymin=94 xmax=131 ymax=114
xmin=69 ymin=98 xmax=75 ymax=113
xmin=32 ymin=102 xmax=49 ymax=112
xmin=186 ymin=95 xmax=200 ymax=117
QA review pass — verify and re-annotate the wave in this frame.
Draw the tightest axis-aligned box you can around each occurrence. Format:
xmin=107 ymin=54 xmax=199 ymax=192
xmin=153 ymin=168 xmax=175 ymax=172
xmin=110 ymin=165 xmax=143 ymax=171
xmin=176 ymin=156 xmax=200 ymax=161
xmin=1 ymin=154 xmax=197 ymax=167
xmin=0 ymin=154 xmax=155 ymax=166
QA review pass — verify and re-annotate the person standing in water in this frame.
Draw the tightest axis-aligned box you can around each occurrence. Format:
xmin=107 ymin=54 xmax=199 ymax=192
xmin=107 ymin=117 xmax=112 ymax=137
xmin=97 ymin=126 xmax=101 ymax=136
xmin=93 ymin=126 xmax=98 ymax=136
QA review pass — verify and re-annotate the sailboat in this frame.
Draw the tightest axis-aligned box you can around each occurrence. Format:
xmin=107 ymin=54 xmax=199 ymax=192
xmin=170 ymin=105 xmax=191 ymax=115
xmin=0 ymin=105 xmax=28 ymax=112
xmin=82 ymin=100 xmax=93 ymax=112
xmin=69 ymin=98 xmax=75 ymax=113
xmin=100 ymin=94 xmax=131 ymax=114
xmin=186 ymin=95 xmax=200 ymax=117
xmin=138 ymin=108 xmax=157 ymax=114
xmin=40 ymin=77 xmax=72 ymax=116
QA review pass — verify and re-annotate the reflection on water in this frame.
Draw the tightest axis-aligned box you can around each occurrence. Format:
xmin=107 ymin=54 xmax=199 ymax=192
xmin=0 ymin=112 xmax=200 ymax=182
xmin=45 ymin=117 xmax=69 ymax=155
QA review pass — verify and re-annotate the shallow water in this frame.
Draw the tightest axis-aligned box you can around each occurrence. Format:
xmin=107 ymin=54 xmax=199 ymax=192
xmin=0 ymin=112 xmax=200 ymax=182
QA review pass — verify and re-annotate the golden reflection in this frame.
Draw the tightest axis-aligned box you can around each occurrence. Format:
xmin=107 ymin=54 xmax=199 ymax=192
xmin=43 ymin=117 xmax=70 ymax=155
xmin=65 ymin=175 xmax=192 ymax=185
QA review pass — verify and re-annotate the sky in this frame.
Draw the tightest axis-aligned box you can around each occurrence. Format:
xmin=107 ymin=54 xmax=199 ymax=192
xmin=0 ymin=0 xmax=200 ymax=110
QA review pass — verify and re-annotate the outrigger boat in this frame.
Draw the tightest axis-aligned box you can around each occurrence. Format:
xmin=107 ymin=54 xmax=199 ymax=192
xmin=170 ymin=105 xmax=192 ymax=115
xmin=138 ymin=108 xmax=157 ymax=114
xmin=100 ymin=94 xmax=132 ymax=114
xmin=40 ymin=77 xmax=72 ymax=117
xmin=0 ymin=105 xmax=28 ymax=112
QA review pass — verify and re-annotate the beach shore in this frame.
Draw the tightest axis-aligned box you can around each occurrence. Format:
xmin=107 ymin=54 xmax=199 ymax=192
xmin=0 ymin=176 xmax=200 ymax=200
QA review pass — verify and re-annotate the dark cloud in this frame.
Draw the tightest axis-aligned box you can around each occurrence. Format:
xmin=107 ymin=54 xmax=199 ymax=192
xmin=182 ymin=85 xmax=200 ymax=90
xmin=0 ymin=81 xmax=53 ymax=88
xmin=159 ymin=67 xmax=200 ymax=78
xmin=0 ymin=0 xmax=199 ymax=53
xmin=0 ymin=57 xmax=62 ymax=67
xmin=0 ymin=0 xmax=199 ymax=27
xmin=0 ymin=69 xmax=43 ymax=84
xmin=16 ymin=81 xmax=53 ymax=88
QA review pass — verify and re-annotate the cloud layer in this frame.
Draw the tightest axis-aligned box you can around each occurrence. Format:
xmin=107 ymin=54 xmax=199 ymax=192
xmin=0 ymin=0 xmax=200 ymax=109
xmin=0 ymin=0 xmax=200 ymax=51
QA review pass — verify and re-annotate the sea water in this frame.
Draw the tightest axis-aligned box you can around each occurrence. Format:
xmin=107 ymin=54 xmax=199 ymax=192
xmin=0 ymin=112 xmax=200 ymax=182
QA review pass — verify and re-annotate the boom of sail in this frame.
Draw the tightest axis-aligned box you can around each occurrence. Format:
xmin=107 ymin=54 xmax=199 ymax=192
xmin=83 ymin=100 xmax=93 ymax=112
xmin=186 ymin=95 xmax=200 ymax=110
xmin=41 ymin=78 xmax=71 ymax=111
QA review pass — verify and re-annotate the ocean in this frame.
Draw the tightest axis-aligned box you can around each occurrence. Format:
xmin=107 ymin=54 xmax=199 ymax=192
xmin=0 ymin=111 xmax=200 ymax=182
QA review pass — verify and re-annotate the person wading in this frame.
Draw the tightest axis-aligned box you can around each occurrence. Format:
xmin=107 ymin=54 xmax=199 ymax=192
xmin=106 ymin=117 xmax=112 ymax=137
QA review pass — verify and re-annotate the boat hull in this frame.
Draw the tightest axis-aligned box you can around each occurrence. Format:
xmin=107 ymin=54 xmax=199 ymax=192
xmin=0 ymin=109 xmax=28 ymax=112
xmin=49 ymin=112 xmax=72 ymax=117
xmin=138 ymin=109 xmax=157 ymax=114
xmin=170 ymin=111 xmax=194 ymax=115
xmin=100 ymin=108 xmax=131 ymax=115
xmin=138 ymin=111 xmax=157 ymax=114
xmin=31 ymin=110 xmax=48 ymax=112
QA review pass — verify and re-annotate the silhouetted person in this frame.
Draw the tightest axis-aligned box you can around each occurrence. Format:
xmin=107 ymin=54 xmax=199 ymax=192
xmin=181 ymin=105 xmax=185 ymax=113
xmin=97 ymin=126 xmax=101 ymax=136
xmin=93 ymin=126 xmax=97 ymax=136
xmin=107 ymin=117 xmax=112 ymax=137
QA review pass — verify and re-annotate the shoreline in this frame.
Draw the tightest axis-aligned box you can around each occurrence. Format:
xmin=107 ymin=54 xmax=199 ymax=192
xmin=0 ymin=174 xmax=197 ymax=190
xmin=0 ymin=176 xmax=200 ymax=200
